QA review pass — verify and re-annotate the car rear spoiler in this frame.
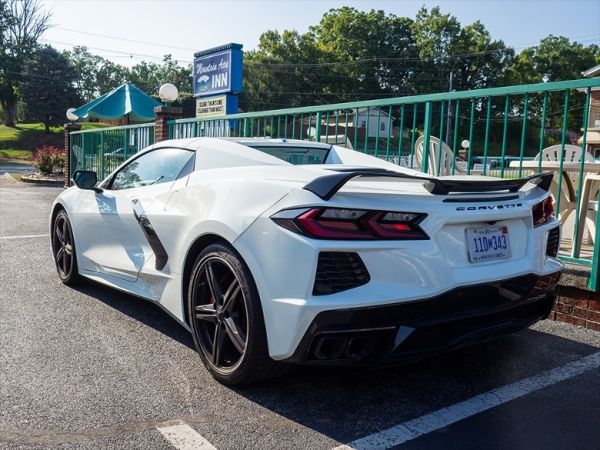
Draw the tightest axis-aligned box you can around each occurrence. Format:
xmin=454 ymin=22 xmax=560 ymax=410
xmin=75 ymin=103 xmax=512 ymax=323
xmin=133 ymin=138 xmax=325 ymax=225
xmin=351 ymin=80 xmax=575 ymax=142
xmin=303 ymin=168 xmax=553 ymax=200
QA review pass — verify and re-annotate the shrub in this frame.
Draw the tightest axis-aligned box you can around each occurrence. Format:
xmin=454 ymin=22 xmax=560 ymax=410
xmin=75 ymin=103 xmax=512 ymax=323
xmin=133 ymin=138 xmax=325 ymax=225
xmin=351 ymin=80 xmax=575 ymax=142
xmin=51 ymin=151 xmax=66 ymax=174
xmin=33 ymin=146 xmax=65 ymax=175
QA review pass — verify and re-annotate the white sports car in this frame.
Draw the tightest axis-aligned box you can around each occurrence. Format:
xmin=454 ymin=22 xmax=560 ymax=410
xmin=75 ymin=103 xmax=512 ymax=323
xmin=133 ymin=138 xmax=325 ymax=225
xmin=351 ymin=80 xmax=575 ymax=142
xmin=51 ymin=138 xmax=562 ymax=385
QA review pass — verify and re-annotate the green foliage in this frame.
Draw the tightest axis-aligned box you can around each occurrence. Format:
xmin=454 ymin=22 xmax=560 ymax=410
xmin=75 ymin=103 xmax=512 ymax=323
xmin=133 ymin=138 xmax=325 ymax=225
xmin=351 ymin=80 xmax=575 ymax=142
xmin=63 ymin=47 xmax=129 ymax=103
xmin=0 ymin=149 xmax=31 ymax=160
xmin=0 ymin=122 xmax=62 ymax=159
xmin=508 ymin=36 xmax=600 ymax=131
xmin=20 ymin=46 xmax=82 ymax=132
xmin=63 ymin=48 xmax=193 ymax=103
xmin=0 ymin=122 xmax=104 ymax=161
xmin=509 ymin=35 xmax=600 ymax=84
xmin=128 ymin=55 xmax=192 ymax=95
xmin=238 ymin=6 xmax=516 ymax=112
xmin=1 ymin=3 xmax=599 ymax=138
xmin=0 ymin=0 xmax=50 ymax=126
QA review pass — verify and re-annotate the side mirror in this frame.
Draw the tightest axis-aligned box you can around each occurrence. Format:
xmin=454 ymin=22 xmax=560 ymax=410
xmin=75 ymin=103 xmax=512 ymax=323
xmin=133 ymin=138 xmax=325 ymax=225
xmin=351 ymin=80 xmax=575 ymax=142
xmin=72 ymin=170 xmax=100 ymax=191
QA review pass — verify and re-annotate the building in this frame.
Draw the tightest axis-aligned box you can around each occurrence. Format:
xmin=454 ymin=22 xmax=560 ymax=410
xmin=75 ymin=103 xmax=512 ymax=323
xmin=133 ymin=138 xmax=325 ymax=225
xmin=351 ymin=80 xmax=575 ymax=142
xmin=353 ymin=108 xmax=392 ymax=138
xmin=579 ymin=64 xmax=600 ymax=156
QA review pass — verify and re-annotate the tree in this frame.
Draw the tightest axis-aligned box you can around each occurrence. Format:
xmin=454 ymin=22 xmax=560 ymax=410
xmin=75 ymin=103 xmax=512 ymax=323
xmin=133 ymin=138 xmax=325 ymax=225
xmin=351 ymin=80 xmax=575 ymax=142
xmin=64 ymin=47 xmax=130 ymax=101
xmin=0 ymin=0 xmax=50 ymax=126
xmin=509 ymin=35 xmax=600 ymax=84
xmin=0 ymin=1 xmax=14 ymax=123
xmin=241 ymin=8 xmax=416 ymax=112
xmin=239 ymin=6 xmax=516 ymax=112
xmin=311 ymin=7 xmax=417 ymax=96
xmin=95 ymin=59 xmax=129 ymax=95
xmin=129 ymin=55 xmax=192 ymax=95
xmin=508 ymin=36 xmax=600 ymax=129
xmin=241 ymin=30 xmax=328 ymax=111
xmin=411 ymin=7 xmax=514 ymax=94
xmin=20 ymin=46 xmax=81 ymax=132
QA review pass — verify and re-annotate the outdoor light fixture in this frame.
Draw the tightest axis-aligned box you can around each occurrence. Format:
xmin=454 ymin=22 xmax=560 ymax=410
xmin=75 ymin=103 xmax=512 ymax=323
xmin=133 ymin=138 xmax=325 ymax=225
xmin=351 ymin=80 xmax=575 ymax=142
xmin=66 ymin=108 xmax=79 ymax=122
xmin=159 ymin=83 xmax=179 ymax=104
xmin=461 ymin=139 xmax=470 ymax=150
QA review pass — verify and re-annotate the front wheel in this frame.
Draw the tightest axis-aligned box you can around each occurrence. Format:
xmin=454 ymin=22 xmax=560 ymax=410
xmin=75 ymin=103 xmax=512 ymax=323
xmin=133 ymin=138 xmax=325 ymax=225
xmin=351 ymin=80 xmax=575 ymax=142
xmin=51 ymin=210 xmax=81 ymax=285
xmin=187 ymin=243 xmax=288 ymax=385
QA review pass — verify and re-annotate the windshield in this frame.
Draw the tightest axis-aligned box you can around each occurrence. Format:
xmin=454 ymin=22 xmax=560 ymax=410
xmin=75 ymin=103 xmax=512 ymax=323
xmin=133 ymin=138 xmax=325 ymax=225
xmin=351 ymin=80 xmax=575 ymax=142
xmin=246 ymin=145 xmax=330 ymax=165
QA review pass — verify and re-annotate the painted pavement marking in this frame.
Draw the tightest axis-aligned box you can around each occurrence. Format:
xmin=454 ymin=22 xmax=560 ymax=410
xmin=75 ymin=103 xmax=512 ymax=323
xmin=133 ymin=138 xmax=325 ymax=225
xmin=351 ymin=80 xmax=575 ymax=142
xmin=334 ymin=351 xmax=600 ymax=449
xmin=157 ymin=420 xmax=217 ymax=450
xmin=0 ymin=234 xmax=49 ymax=240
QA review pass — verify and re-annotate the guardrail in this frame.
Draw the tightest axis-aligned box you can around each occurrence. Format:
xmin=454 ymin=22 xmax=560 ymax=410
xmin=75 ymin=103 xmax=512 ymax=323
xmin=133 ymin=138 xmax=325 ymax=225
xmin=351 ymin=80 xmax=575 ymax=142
xmin=69 ymin=123 xmax=155 ymax=179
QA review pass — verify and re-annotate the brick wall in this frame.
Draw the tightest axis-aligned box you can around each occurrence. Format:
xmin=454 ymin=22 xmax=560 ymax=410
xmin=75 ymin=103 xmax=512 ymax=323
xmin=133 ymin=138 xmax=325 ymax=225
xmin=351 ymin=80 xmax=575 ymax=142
xmin=63 ymin=123 xmax=81 ymax=187
xmin=550 ymin=285 xmax=600 ymax=331
xmin=589 ymin=90 xmax=600 ymax=128
xmin=154 ymin=106 xmax=183 ymax=143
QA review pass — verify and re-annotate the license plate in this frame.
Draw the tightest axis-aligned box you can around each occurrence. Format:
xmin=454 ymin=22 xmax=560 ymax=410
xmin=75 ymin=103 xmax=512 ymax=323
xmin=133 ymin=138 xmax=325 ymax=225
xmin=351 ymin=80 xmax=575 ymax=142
xmin=466 ymin=226 xmax=511 ymax=263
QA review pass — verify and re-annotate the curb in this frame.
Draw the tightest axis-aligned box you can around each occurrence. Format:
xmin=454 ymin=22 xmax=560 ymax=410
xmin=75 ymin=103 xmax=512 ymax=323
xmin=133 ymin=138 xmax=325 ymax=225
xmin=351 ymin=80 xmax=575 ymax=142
xmin=20 ymin=175 xmax=64 ymax=186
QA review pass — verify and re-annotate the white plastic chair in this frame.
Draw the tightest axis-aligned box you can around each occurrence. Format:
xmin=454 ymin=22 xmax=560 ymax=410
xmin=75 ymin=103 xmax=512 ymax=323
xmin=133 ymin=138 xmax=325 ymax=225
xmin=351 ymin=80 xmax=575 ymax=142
xmin=317 ymin=134 xmax=354 ymax=150
xmin=71 ymin=145 xmax=84 ymax=171
xmin=533 ymin=144 xmax=594 ymax=222
xmin=534 ymin=144 xmax=594 ymax=164
xmin=413 ymin=136 xmax=465 ymax=176
xmin=574 ymin=173 xmax=600 ymax=255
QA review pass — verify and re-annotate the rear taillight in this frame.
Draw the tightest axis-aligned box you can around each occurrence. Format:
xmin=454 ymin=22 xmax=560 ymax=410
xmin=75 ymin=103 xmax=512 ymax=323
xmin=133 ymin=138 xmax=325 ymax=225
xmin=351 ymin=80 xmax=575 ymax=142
xmin=532 ymin=196 xmax=554 ymax=227
xmin=271 ymin=208 xmax=428 ymax=240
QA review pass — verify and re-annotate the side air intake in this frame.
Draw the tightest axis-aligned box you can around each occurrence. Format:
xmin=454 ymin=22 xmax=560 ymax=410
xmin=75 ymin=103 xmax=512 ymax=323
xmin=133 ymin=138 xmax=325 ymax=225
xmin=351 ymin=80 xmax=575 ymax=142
xmin=313 ymin=252 xmax=370 ymax=295
xmin=546 ymin=227 xmax=560 ymax=257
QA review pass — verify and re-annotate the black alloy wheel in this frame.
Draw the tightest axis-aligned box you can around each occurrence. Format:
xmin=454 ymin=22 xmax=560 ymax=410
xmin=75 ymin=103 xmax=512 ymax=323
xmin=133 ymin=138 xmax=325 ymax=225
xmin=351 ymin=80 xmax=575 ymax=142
xmin=188 ymin=243 xmax=288 ymax=385
xmin=192 ymin=255 xmax=248 ymax=370
xmin=51 ymin=210 xmax=80 ymax=285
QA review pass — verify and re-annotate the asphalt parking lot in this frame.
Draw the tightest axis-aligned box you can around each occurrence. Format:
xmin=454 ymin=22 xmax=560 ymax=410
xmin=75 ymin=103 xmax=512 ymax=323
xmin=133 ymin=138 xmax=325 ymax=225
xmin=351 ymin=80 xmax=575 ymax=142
xmin=1 ymin=181 xmax=599 ymax=450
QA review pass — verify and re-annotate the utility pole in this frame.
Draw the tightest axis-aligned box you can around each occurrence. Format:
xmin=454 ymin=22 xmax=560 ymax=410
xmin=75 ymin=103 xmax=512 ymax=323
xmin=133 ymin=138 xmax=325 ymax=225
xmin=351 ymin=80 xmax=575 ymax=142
xmin=446 ymin=70 xmax=454 ymax=145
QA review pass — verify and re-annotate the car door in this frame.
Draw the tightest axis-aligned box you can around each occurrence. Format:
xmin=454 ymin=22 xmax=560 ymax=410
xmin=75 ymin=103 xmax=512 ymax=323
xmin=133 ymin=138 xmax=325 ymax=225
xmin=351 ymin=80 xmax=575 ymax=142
xmin=73 ymin=147 xmax=195 ymax=284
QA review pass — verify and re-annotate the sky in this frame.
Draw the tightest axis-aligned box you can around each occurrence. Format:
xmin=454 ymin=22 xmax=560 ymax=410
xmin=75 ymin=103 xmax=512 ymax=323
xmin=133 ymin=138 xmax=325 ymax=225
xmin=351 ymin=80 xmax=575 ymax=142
xmin=41 ymin=0 xmax=600 ymax=67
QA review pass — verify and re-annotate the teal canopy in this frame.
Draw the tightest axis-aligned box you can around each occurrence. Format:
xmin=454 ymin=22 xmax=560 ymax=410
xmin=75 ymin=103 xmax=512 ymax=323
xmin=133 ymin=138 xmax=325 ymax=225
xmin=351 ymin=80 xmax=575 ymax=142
xmin=72 ymin=83 xmax=161 ymax=122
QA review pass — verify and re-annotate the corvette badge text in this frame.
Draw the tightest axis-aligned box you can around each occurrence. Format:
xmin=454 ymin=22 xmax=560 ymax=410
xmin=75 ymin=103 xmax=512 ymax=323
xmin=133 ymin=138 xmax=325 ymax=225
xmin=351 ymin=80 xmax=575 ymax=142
xmin=457 ymin=203 xmax=523 ymax=211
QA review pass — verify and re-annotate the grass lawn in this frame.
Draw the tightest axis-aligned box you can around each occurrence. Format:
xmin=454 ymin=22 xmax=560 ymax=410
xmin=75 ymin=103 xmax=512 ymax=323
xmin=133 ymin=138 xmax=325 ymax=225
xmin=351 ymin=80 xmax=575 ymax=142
xmin=0 ymin=122 xmax=108 ymax=162
xmin=0 ymin=149 xmax=33 ymax=160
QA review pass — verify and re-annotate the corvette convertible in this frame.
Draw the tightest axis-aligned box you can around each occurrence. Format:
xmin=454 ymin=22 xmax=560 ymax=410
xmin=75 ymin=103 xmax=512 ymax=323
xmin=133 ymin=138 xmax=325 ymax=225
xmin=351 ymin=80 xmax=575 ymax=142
xmin=50 ymin=138 xmax=562 ymax=385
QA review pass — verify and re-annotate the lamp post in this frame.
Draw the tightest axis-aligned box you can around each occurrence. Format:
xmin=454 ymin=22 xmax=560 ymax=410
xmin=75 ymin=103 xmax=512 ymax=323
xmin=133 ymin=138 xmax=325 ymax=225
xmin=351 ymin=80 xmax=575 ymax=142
xmin=460 ymin=139 xmax=470 ymax=161
xmin=159 ymin=83 xmax=179 ymax=106
xmin=64 ymin=109 xmax=81 ymax=188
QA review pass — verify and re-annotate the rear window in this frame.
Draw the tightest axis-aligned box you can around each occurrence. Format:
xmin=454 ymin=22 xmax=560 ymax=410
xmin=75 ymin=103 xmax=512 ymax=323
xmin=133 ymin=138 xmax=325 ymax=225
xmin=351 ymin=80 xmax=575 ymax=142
xmin=247 ymin=145 xmax=330 ymax=165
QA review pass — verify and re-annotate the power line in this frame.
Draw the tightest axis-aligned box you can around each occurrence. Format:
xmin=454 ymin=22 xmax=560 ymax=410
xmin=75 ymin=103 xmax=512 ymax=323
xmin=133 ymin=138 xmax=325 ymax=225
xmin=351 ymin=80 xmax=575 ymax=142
xmin=41 ymin=39 xmax=193 ymax=63
xmin=53 ymin=26 xmax=198 ymax=52
xmin=245 ymin=36 xmax=600 ymax=67
xmin=42 ymin=29 xmax=600 ymax=68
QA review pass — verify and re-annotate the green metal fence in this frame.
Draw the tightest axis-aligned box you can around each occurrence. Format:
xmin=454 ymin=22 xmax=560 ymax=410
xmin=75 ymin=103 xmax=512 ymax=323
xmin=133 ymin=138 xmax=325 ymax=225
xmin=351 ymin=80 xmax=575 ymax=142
xmin=167 ymin=78 xmax=600 ymax=288
xmin=69 ymin=123 xmax=154 ymax=180
xmin=70 ymin=78 xmax=600 ymax=288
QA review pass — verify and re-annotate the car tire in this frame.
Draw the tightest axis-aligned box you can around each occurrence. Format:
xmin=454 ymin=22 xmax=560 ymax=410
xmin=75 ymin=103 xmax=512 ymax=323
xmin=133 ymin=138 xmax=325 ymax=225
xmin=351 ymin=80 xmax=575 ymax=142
xmin=187 ymin=242 xmax=289 ymax=386
xmin=51 ymin=210 xmax=81 ymax=285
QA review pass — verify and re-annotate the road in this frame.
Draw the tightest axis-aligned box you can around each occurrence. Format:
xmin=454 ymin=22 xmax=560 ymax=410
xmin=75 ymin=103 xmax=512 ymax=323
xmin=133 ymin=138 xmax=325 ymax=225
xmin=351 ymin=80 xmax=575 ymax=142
xmin=0 ymin=163 xmax=34 ymax=175
xmin=1 ymin=182 xmax=599 ymax=449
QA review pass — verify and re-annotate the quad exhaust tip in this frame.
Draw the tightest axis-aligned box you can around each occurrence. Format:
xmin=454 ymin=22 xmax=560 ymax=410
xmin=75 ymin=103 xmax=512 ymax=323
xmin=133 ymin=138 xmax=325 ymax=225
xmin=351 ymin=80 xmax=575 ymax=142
xmin=312 ymin=334 xmax=380 ymax=360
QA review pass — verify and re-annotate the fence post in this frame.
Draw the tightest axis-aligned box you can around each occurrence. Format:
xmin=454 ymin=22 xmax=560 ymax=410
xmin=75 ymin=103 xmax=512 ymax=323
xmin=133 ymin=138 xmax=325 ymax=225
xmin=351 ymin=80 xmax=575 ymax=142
xmin=63 ymin=123 xmax=81 ymax=188
xmin=154 ymin=106 xmax=183 ymax=143
xmin=315 ymin=112 xmax=322 ymax=142
xmin=421 ymin=101 xmax=433 ymax=173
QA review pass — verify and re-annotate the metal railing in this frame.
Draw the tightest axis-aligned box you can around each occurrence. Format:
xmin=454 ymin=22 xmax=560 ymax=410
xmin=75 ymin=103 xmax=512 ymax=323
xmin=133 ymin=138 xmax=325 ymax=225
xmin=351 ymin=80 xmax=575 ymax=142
xmin=168 ymin=78 xmax=600 ymax=288
xmin=69 ymin=123 xmax=154 ymax=179
xmin=70 ymin=78 xmax=600 ymax=288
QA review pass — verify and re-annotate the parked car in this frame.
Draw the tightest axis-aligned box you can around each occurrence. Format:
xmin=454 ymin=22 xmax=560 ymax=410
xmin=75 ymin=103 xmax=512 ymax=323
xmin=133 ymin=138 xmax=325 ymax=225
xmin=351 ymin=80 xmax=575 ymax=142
xmin=50 ymin=138 xmax=562 ymax=385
